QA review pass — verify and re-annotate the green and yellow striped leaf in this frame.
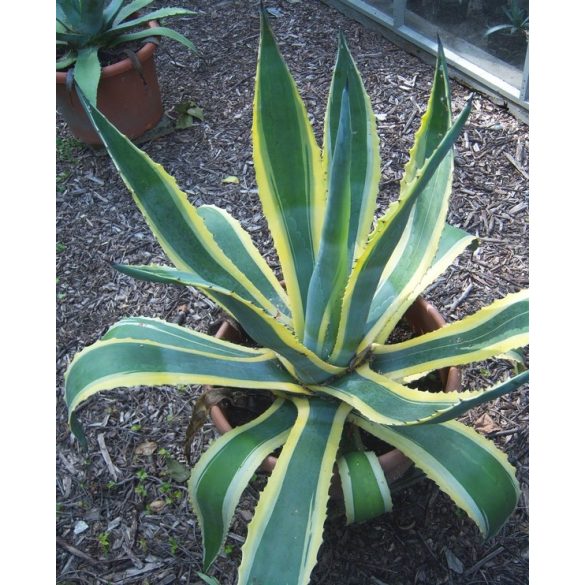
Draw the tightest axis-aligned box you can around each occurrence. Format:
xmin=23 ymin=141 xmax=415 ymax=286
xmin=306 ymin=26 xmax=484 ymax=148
xmin=338 ymin=451 xmax=392 ymax=525
xmin=115 ymin=264 xmax=344 ymax=384
xmin=323 ymin=32 xmax=381 ymax=262
xmin=368 ymin=42 xmax=455 ymax=340
xmin=303 ymin=84 xmax=353 ymax=359
xmin=367 ymin=223 xmax=478 ymax=344
xmin=335 ymin=44 xmax=456 ymax=359
xmin=101 ymin=316 xmax=272 ymax=358
xmin=372 ymin=290 xmax=529 ymax=378
xmin=78 ymin=93 xmax=283 ymax=321
xmin=238 ymin=397 xmax=351 ymax=585
xmin=351 ymin=416 xmax=520 ymax=538
xmin=330 ymin=97 xmax=473 ymax=367
xmin=313 ymin=366 xmax=528 ymax=427
xmin=64 ymin=318 xmax=308 ymax=420
xmin=189 ymin=398 xmax=297 ymax=570
xmin=402 ymin=40 xmax=452 ymax=183
xmin=197 ymin=205 xmax=291 ymax=324
xmin=421 ymin=370 xmax=528 ymax=424
xmin=253 ymin=12 xmax=325 ymax=335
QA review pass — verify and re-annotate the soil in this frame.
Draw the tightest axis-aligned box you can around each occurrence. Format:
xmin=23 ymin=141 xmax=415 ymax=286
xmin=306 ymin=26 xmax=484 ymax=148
xmin=56 ymin=1 xmax=529 ymax=584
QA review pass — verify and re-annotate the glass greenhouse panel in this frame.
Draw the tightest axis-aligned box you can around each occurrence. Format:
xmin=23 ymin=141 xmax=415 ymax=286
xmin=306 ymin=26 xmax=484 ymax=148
xmin=331 ymin=0 xmax=528 ymax=107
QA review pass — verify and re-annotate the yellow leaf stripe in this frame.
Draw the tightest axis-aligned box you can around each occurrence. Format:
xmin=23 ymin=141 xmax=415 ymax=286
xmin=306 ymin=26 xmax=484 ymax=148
xmin=372 ymin=290 xmax=529 ymax=378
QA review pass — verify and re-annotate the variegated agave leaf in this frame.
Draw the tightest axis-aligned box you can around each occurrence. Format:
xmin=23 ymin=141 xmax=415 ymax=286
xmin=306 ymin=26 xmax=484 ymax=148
xmin=64 ymin=11 xmax=529 ymax=585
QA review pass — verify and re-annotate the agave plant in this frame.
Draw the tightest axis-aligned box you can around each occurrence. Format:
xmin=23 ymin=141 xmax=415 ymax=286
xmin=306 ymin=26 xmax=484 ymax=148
xmin=56 ymin=0 xmax=197 ymax=105
xmin=64 ymin=12 xmax=529 ymax=584
xmin=485 ymin=0 xmax=529 ymax=38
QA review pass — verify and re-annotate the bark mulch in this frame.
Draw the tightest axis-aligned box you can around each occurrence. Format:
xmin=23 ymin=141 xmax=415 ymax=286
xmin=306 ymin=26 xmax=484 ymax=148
xmin=56 ymin=1 xmax=528 ymax=583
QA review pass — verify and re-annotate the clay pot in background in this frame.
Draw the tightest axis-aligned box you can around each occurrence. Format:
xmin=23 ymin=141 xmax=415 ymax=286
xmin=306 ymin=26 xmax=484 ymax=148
xmin=56 ymin=21 xmax=163 ymax=145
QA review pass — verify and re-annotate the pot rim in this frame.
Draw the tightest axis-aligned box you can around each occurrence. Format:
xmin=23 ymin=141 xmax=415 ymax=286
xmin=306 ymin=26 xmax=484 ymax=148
xmin=207 ymin=296 xmax=461 ymax=481
xmin=56 ymin=20 xmax=159 ymax=83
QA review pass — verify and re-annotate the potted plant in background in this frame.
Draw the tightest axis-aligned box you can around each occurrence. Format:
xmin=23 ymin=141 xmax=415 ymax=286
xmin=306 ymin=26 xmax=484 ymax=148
xmin=484 ymin=0 xmax=529 ymax=64
xmin=64 ymin=12 xmax=529 ymax=584
xmin=56 ymin=0 xmax=197 ymax=144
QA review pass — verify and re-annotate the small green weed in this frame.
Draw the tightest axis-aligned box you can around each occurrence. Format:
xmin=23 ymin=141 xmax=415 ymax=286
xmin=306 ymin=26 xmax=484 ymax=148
xmin=56 ymin=242 xmax=66 ymax=254
xmin=57 ymin=136 xmax=82 ymax=163
xmin=197 ymin=572 xmax=221 ymax=585
xmin=169 ymin=536 xmax=179 ymax=555
xmin=97 ymin=532 xmax=110 ymax=554
xmin=135 ymin=469 xmax=149 ymax=497
xmin=56 ymin=170 xmax=71 ymax=193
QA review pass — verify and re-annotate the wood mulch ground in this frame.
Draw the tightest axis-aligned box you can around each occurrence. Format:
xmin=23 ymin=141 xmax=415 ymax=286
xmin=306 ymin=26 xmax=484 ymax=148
xmin=56 ymin=1 xmax=528 ymax=583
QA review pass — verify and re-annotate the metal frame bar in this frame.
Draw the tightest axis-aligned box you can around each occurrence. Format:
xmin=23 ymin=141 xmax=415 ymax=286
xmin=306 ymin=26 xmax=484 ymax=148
xmin=520 ymin=41 xmax=529 ymax=102
xmin=330 ymin=0 xmax=528 ymax=110
xmin=393 ymin=0 xmax=406 ymax=28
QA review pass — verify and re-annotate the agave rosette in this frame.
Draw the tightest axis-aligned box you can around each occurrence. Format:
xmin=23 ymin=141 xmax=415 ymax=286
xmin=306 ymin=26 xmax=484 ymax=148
xmin=56 ymin=0 xmax=197 ymax=105
xmin=64 ymin=13 xmax=529 ymax=585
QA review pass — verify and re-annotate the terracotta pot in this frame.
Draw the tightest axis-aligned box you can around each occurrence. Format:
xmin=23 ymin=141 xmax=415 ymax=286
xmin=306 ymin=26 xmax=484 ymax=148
xmin=208 ymin=297 xmax=461 ymax=493
xmin=56 ymin=21 xmax=164 ymax=145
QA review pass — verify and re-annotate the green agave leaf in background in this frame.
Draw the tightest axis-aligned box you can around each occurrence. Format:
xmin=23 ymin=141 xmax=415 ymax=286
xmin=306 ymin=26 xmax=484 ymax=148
xmin=64 ymin=10 xmax=529 ymax=585
xmin=56 ymin=0 xmax=197 ymax=106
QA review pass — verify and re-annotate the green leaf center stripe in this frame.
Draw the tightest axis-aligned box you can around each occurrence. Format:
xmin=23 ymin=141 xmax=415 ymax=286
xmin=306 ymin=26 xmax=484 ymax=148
xmin=338 ymin=451 xmax=392 ymax=525
xmin=373 ymin=207 xmax=415 ymax=298
xmin=357 ymin=43 xmax=455 ymax=350
xmin=314 ymin=367 xmax=527 ymax=427
xmin=372 ymin=291 xmax=529 ymax=377
xmin=420 ymin=371 xmax=528 ymax=424
xmin=197 ymin=205 xmax=291 ymax=321
xmin=304 ymin=84 xmax=353 ymax=358
xmin=252 ymin=12 xmax=325 ymax=334
xmin=323 ymin=33 xmax=380 ymax=262
xmin=351 ymin=416 xmax=520 ymax=538
xmin=361 ymin=164 xmax=452 ymax=349
xmin=189 ymin=398 xmax=297 ymax=570
xmin=314 ymin=367 xmax=458 ymax=426
xmin=330 ymin=99 xmax=473 ymax=366
xmin=114 ymin=264 xmax=343 ymax=384
xmin=65 ymin=337 xmax=308 ymax=417
xmin=78 ymin=95 xmax=281 ymax=320
xmin=370 ymin=224 xmax=479 ymax=345
xmin=102 ymin=317 xmax=269 ymax=358
xmin=238 ymin=398 xmax=351 ymax=585
xmin=401 ymin=40 xmax=452 ymax=184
